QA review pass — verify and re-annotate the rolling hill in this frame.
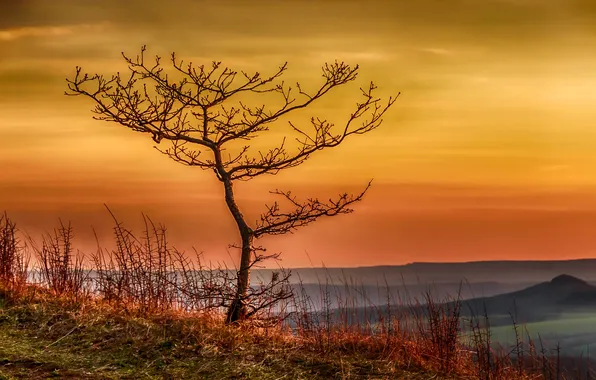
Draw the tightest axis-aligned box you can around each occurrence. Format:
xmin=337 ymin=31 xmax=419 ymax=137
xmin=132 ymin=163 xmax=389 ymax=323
xmin=418 ymin=274 xmax=596 ymax=327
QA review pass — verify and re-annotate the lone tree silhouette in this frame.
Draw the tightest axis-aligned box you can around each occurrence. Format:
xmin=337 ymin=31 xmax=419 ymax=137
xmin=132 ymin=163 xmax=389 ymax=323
xmin=66 ymin=46 xmax=398 ymax=323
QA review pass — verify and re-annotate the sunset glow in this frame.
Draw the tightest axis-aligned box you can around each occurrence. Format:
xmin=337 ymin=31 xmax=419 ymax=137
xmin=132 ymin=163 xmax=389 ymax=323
xmin=3 ymin=0 xmax=596 ymax=267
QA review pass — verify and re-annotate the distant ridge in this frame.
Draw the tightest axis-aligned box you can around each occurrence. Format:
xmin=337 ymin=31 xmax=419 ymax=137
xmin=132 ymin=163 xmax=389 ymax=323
xmin=403 ymin=258 xmax=596 ymax=268
xmin=277 ymin=259 xmax=596 ymax=286
xmin=286 ymin=258 xmax=596 ymax=270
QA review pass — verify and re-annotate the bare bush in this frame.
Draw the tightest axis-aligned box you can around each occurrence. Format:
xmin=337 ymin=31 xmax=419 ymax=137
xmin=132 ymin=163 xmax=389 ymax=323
xmin=0 ymin=213 xmax=29 ymax=293
xmin=414 ymin=290 xmax=462 ymax=374
xmin=30 ymin=220 xmax=87 ymax=298
xmin=91 ymin=210 xmax=180 ymax=313
xmin=92 ymin=207 xmax=293 ymax=319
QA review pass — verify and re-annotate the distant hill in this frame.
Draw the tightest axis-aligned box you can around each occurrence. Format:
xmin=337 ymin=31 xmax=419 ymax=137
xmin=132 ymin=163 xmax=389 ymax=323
xmin=284 ymin=281 xmax=533 ymax=309
xmin=255 ymin=259 xmax=596 ymax=286
xmin=423 ymin=274 xmax=596 ymax=326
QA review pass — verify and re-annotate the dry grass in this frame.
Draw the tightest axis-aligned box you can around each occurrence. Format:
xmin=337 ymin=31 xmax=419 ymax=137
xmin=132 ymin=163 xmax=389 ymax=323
xmin=0 ymin=210 xmax=592 ymax=379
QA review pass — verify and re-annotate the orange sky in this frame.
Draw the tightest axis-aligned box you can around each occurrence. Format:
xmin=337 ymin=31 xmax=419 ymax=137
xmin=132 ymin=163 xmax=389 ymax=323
xmin=3 ymin=0 xmax=596 ymax=267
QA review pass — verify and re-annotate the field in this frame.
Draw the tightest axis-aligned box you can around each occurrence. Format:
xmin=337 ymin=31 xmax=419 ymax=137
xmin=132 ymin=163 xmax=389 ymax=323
xmin=486 ymin=313 xmax=596 ymax=358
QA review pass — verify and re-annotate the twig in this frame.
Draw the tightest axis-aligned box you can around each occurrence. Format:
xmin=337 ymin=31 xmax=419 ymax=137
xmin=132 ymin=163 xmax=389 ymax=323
xmin=44 ymin=324 xmax=80 ymax=350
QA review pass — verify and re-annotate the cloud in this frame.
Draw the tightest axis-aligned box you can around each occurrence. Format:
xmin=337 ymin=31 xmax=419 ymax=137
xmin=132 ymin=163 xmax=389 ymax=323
xmin=416 ymin=47 xmax=453 ymax=56
xmin=306 ymin=50 xmax=392 ymax=64
xmin=0 ymin=22 xmax=109 ymax=41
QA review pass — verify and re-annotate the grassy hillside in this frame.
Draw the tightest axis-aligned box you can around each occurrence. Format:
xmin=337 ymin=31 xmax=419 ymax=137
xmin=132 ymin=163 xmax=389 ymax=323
xmin=0 ymin=292 xmax=449 ymax=380
xmin=0 ymin=212 xmax=591 ymax=379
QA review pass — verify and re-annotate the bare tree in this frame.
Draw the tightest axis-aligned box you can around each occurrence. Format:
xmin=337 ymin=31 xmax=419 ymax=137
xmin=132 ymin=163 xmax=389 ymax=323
xmin=66 ymin=46 xmax=398 ymax=323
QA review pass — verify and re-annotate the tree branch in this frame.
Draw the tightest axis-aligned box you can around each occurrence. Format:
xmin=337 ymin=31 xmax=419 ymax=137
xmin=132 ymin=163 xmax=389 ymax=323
xmin=66 ymin=46 xmax=397 ymax=183
xmin=253 ymin=180 xmax=372 ymax=238
xmin=227 ymin=83 xmax=398 ymax=180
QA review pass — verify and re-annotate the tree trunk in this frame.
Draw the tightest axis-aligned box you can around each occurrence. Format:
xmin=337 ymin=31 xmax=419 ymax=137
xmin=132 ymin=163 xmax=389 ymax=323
xmin=226 ymin=229 xmax=253 ymax=323
xmin=220 ymin=175 xmax=253 ymax=323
